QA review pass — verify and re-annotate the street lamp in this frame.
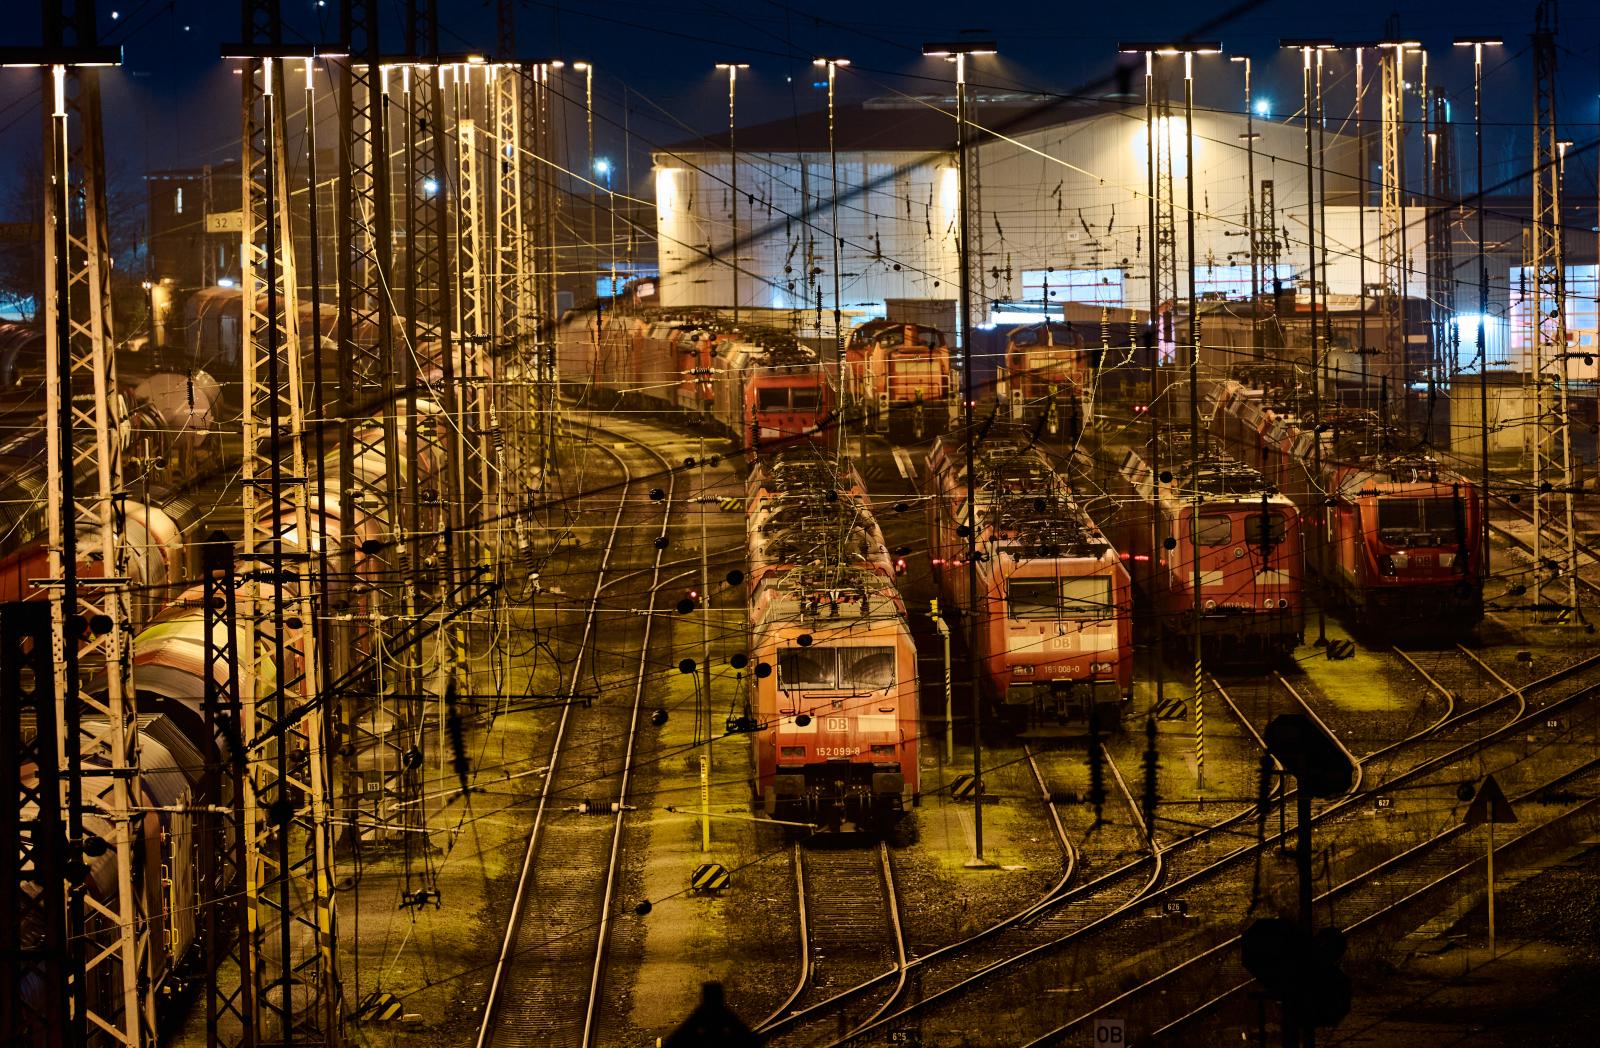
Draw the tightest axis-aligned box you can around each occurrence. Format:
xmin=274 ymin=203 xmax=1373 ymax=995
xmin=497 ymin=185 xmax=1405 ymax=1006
xmin=1375 ymin=39 xmax=1420 ymax=417
xmin=1123 ymin=40 xmax=1222 ymax=790
xmin=715 ymin=62 xmax=749 ymax=324
xmin=1231 ymin=55 xmax=1258 ymax=349
xmin=923 ymin=38 xmax=996 ymax=868
xmin=814 ymin=55 xmax=851 ymax=455
xmin=1282 ymin=39 xmax=1335 ymax=650
xmin=573 ymin=61 xmax=597 ymax=293
xmin=1455 ymin=36 xmax=1502 ymax=579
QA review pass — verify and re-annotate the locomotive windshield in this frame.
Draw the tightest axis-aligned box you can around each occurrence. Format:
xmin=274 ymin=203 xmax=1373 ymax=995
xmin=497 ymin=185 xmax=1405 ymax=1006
xmin=778 ymin=646 xmax=896 ymax=690
xmin=1009 ymin=576 xmax=1112 ymax=619
xmin=1195 ymin=515 xmax=1234 ymax=546
xmin=1377 ymin=497 xmax=1459 ymax=547
xmin=757 ymin=388 xmax=791 ymax=411
xmin=790 ymin=388 xmax=821 ymax=409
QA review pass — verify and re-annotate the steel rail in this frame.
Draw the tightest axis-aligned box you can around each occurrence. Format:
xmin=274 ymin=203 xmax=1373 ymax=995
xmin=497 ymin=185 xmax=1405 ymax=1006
xmin=1392 ymin=648 xmax=1458 ymax=732
xmin=842 ymin=747 xmax=1086 ymax=1038
xmin=474 ymin=421 xmax=672 ymax=1048
xmin=581 ymin=427 xmax=678 ymax=1047
xmin=832 ymin=651 xmax=1600 ymax=1045
xmin=853 ymin=844 xmax=910 ymax=1031
xmin=1135 ymin=756 xmax=1600 ymax=1043
xmin=757 ymin=745 xmax=1133 ymax=1043
xmin=1275 ymin=671 xmax=1363 ymax=793
xmin=757 ymin=843 xmax=812 ymax=1030
xmin=811 ymin=746 xmax=1165 ymax=1048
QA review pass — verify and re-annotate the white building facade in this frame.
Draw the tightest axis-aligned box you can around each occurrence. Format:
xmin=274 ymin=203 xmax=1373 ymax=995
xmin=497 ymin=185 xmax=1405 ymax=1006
xmin=653 ymin=98 xmax=1429 ymax=332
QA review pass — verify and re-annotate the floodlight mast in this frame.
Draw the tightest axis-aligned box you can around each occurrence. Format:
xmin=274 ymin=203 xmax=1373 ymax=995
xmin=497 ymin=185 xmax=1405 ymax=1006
xmin=923 ymin=38 xmax=995 ymax=867
xmin=1455 ymin=36 xmax=1502 ymax=579
xmin=815 ymin=55 xmax=851 ymax=456
xmin=715 ymin=62 xmax=750 ymax=323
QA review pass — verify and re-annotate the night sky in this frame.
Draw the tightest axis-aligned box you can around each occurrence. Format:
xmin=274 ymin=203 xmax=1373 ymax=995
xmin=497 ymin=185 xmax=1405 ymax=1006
xmin=0 ymin=1 xmax=1594 ymax=213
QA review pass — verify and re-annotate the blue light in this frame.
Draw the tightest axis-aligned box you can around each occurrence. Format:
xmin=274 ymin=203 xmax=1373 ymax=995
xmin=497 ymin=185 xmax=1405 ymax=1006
xmin=422 ymin=177 xmax=439 ymax=196
xmin=594 ymin=158 xmax=611 ymax=176
xmin=1254 ymin=98 xmax=1270 ymax=117
xmin=217 ymin=277 xmax=236 ymax=289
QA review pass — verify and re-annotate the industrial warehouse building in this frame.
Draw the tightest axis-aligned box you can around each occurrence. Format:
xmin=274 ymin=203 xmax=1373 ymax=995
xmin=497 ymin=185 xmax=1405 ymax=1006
xmin=652 ymin=92 xmax=1432 ymax=334
xmin=649 ymin=90 xmax=1598 ymax=465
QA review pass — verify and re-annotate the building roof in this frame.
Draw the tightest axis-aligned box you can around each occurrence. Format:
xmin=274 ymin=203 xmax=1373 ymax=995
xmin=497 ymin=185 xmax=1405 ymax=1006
xmin=664 ymin=94 xmax=1122 ymax=155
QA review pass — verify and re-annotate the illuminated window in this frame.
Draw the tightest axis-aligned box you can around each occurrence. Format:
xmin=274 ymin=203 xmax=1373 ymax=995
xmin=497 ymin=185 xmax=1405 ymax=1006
xmin=1194 ymin=264 xmax=1295 ymax=299
xmin=1021 ymin=268 xmax=1124 ymax=307
xmin=1509 ymin=264 xmax=1597 ymax=359
xmin=175 ymin=187 xmax=183 ymax=214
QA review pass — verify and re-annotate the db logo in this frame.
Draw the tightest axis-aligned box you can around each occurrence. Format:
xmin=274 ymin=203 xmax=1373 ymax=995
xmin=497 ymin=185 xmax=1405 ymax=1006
xmin=1094 ymin=1018 xmax=1125 ymax=1044
xmin=825 ymin=717 xmax=848 ymax=732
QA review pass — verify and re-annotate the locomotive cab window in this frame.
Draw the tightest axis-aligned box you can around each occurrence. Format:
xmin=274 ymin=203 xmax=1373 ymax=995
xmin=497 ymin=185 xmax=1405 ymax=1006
xmin=1195 ymin=515 xmax=1233 ymax=546
xmin=778 ymin=646 xmax=896 ymax=690
xmin=790 ymin=388 xmax=821 ymax=410
xmin=1377 ymin=497 xmax=1457 ymax=546
xmin=757 ymin=388 xmax=790 ymax=411
xmin=1009 ymin=576 xmax=1111 ymax=619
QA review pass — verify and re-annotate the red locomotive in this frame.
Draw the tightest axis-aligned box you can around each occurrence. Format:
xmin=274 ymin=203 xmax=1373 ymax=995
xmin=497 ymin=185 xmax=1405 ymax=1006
xmin=926 ymin=428 xmax=1132 ymax=734
xmin=1102 ymin=434 xmax=1305 ymax=655
xmin=561 ymin=309 xmax=834 ymax=456
xmin=1212 ymin=377 xmax=1485 ymax=634
xmin=843 ymin=319 xmax=955 ymax=441
xmin=996 ymin=320 xmax=1095 ymax=441
xmin=744 ymin=455 xmax=918 ymax=831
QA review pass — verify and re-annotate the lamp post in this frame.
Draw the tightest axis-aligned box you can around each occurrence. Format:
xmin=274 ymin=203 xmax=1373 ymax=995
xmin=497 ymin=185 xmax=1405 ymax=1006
xmin=924 ymin=38 xmax=996 ymax=867
xmin=1283 ymin=39 xmax=1335 ymax=650
xmin=1350 ymin=43 xmax=1370 ymax=410
xmin=595 ymin=156 xmax=617 ymax=298
xmin=814 ymin=55 xmax=851 ymax=456
xmin=573 ymin=61 xmax=597 ymax=292
xmin=716 ymin=62 xmax=749 ymax=323
xmin=1126 ymin=44 xmax=1165 ymax=712
xmin=1231 ymin=55 xmax=1258 ymax=352
xmin=1124 ymin=40 xmax=1222 ymax=790
xmin=1455 ymin=37 xmax=1501 ymax=580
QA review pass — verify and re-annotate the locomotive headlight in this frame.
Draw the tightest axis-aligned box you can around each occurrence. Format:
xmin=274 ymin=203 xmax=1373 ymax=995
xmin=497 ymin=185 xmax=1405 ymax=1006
xmin=1012 ymin=664 xmax=1035 ymax=676
xmin=1204 ymin=599 xmax=1216 ymax=611
xmin=1091 ymin=661 xmax=1113 ymax=673
xmin=1263 ymin=598 xmax=1274 ymax=609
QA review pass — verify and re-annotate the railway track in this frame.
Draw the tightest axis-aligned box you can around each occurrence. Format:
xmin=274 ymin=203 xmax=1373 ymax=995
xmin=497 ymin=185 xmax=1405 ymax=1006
xmin=1394 ymin=644 xmax=1524 ymax=730
xmin=475 ymin=418 xmax=677 ymax=1048
xmin=836 ymin=651 xmax=1600 ymax=1045
xmin=1487 ymin=494 xmax=1600 ymax=605
xmin=1053 ymin=747 xmax=1600 ymax=1045
xmin=757 ymin=742 xmax=1141 ymax=1047
xmin=759 ymin=843 xmax=907 ymax=1037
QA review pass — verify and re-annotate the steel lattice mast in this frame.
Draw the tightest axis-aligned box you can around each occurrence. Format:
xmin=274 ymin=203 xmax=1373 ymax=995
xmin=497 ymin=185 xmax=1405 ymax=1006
xmin=31 ymin=2 xmax=149 ymax=1040
xmin=232 ymin=0 xmax=339 ymax=1037
xmin=336 ymin=0 xmax=413 ymax=839
xmin=453 ymin=62 xmax=495 ymax=575
xmin=1153 ymin=78 xmax=1180 ymax=353
xmin=1529 ymin=0 xmax=1578 ymax=616
xmin=1377 ymin=42 xmax=1408 ymax=409
xmin=491 ymin=61 xmax=533 ymax=516
xmin=1426 ymin=91 xmax=1458 ymax=390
